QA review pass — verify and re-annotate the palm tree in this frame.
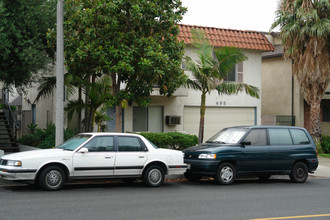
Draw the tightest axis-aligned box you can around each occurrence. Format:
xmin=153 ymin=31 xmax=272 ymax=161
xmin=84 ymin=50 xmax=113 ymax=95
xmin=65 ymin=75 xmax=113 ymax=132
xmin=185 ymin=29 xmax=260 ymax=144
xmin=271 ymin=0 xmax=330 ymax=139
xmin=35 ymin=74 xmax=113 ymax=132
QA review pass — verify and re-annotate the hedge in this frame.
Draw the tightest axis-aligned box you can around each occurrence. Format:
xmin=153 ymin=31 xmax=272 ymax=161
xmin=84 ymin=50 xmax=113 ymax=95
xmin=321 ymin=136 xmax=330 ymax=153
xmin=18 ymin=123 xmax=76 ymax=149
xmin=139 ymin=132 xmax=198 ymax=150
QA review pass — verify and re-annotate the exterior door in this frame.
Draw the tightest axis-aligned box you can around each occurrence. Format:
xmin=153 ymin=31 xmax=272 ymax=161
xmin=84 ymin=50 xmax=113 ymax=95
xmin=268 ymin=128 xmax=296 ymax=171
xmin=73 ymin=136 xmax=115 ymax=177
xmin=114 ymin=136 xmax=147 ymax=176
xmin=239 ymin=129 xmax=270 ymax=172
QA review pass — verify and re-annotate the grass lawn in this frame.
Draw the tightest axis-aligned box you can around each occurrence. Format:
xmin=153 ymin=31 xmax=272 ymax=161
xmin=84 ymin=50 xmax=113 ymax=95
xmin=320 ymin=154 xmax=330 ymax=158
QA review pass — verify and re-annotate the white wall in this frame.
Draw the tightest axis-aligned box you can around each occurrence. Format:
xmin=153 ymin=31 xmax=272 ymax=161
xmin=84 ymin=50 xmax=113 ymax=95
xmin=124 ymin=46 xmax=262 ymax=133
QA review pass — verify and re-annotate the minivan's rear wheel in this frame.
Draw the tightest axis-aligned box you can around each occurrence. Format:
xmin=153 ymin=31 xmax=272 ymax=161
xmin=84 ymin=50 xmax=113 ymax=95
xmin=39 ymin=166 xmax=66 ymax=191
xmin=215 ymin=163 xmax=236 ymax=185
xmin=290 ymin=162 xmax=308 ymax=183
xmin=143 ymin=165 xmax=164 ymax=187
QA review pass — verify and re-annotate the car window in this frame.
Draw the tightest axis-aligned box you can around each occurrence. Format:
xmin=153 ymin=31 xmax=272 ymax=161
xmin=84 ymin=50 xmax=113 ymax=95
xmin=83 ymin=136 xmax=114 ymax=152
xmin=268 ymin=129 xmax=293 ymax=145
xmin=118 ymin=136 xmax=144 ymax=152
xmin=290 ymin=129 xmax=310 ymax=145
xmin=242 ymin=129 xmax=267 ymax=146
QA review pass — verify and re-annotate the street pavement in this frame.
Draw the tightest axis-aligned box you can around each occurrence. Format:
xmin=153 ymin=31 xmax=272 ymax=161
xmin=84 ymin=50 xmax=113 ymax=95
xmin=0 ymin=144 xmax=329 ymax=186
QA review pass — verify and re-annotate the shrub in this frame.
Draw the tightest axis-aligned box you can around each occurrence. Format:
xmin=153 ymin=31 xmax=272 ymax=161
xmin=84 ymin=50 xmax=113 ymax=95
xmin=139 ymin=132 xmax=198 ymax=150
xmin=167 ymin=132 xmax=198 ymax=150
xmin=139 ymin=132 xmax=173 ymax=149
xmin=321 ymin=136 xmax=330 ymax=153
xmin=18 ymin=123 xmax=76 ymax=148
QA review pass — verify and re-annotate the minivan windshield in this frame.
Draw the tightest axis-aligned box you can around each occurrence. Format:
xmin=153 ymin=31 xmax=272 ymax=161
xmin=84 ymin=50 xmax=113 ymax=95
xmin=56 ymin=135 xmax=92 ymax=151
xmin=206 ymin=128 xmax=248 ymax=144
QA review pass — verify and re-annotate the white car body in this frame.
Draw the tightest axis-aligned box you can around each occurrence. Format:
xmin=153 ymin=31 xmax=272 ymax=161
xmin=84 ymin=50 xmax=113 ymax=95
xmin=0 ymin=133 xmax=188 ymax=190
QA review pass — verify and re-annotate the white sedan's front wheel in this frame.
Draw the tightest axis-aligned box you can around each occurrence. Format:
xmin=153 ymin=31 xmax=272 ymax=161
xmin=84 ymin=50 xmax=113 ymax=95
xmin=39 ymin=166 xmax=66 ymax=191
xmin=143 ymin=165 xmax=164 ymax=187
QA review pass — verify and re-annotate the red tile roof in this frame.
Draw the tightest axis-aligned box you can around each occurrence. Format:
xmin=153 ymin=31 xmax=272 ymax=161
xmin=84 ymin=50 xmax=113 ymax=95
xmin=178 ymin=24 xmax=274 ymax=52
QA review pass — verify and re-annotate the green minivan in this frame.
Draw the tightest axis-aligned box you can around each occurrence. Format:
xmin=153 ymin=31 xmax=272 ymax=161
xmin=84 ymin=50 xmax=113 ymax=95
xmin=183 ymin=126 xmax=319 ymax=184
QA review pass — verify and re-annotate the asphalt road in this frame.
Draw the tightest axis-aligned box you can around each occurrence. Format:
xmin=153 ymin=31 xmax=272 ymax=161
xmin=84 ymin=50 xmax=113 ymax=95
xmin=1 ymin=177 xmax=329 ymax=220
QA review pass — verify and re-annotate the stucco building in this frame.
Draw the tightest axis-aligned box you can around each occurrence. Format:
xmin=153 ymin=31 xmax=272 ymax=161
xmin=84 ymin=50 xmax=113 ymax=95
xmin=262 ymin=32 xmax=330 ymax=135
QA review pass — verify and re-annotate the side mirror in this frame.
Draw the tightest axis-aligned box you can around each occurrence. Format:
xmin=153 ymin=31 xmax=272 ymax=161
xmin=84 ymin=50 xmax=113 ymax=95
xmin=240 ymin=141 xmax=251 ymax=146
xmin=79 ymin=147 xmax=89 ymax=153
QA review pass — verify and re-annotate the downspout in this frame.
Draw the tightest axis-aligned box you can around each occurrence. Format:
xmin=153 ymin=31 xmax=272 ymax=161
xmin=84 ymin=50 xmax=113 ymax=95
xmin=291 ymin=60 xmax=294 ymax=126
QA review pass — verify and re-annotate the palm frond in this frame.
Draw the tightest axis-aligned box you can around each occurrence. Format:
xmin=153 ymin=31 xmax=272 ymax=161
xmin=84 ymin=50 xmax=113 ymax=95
xmin=33 ymin=76 xmax=56 ymax=103
xmin=216 ymin=82 xmax=260 ymax=98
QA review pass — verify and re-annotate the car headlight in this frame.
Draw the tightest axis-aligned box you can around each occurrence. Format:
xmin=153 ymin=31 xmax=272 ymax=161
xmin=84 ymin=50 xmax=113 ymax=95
xmin=198 ymin=154 xmax=216 ymax=159
xmin=6 ymin=160 xmax=22 ymax=167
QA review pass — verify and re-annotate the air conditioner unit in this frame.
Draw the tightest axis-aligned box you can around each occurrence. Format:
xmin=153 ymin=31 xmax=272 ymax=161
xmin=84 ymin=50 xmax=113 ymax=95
xmin=165 ymin=116 xmax=181 ymax=125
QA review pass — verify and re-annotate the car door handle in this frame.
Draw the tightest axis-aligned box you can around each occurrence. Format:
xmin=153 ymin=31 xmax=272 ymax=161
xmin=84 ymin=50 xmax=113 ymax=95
xmin=138 ymin=156 xmax=145 ymax=158
xmin=105 ymin=156 xmax=113 ymax=159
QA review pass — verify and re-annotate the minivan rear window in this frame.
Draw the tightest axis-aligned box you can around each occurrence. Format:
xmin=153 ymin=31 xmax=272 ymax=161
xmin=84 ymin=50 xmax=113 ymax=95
xmin=290 ymin=129 xmax=310 ymax=145
xmin=269 ymin=129 xmax=293 ymax=145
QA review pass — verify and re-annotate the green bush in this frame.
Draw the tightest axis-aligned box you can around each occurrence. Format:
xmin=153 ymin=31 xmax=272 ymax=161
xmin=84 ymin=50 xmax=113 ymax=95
xmin=18 ymin=123 xmax=76 ymax=149
xmin=139 ymin=132 xmax=198 ymax=150
xmin=321 ymin=136 xmax=330 ymax=153
xmin=139 ymin=132 xmax=173 ymax=149
xmin=167 ymin=132 xmax=198 ymax=150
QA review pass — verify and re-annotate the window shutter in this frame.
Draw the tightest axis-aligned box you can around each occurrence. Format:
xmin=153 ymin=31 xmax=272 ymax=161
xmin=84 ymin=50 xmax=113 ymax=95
xmin=237 ymin=62 xmax=243 ymax=83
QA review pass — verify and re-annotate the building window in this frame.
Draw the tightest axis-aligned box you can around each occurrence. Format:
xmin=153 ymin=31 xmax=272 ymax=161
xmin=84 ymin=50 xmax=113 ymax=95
xmin=31 ymin=104 xmax=36 ymax=125
xmin=133 ymin=106 xmax=163 ymax=132
xmin=322 ymin=106 xmax=330 ymax=122
xmin=224 ymin=62 xmax=243 ymax=82
xmin=225 ymin=65 xmax=236 ymax=82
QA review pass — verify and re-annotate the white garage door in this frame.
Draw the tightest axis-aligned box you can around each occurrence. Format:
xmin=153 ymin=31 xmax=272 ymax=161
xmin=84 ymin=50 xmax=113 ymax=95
xmin=184 ymin=106 xmax=255 ymax=141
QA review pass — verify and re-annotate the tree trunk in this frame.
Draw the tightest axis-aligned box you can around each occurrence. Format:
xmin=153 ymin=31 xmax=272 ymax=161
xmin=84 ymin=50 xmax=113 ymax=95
xmin=115 ymin=105 xmax=122 ymax=132
xmin=78 ymin=86 xmax=82 ymax=133
xmin=309 ymin=99 xmax=321 ymax=138
xmin=198 ymin=92 xmax=206 ymax=144
xmin=111 ymin=72 xmax=122 ymax=133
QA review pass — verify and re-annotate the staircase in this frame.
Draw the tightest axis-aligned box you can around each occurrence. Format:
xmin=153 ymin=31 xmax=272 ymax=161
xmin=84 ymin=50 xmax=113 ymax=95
xmin=0 ymin=110 xmax=19 ymax=152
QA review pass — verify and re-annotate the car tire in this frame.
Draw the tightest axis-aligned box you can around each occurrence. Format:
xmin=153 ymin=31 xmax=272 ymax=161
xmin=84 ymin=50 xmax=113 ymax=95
xmin=258 ymin=174 xmax=271 ymax=181
xmin=184 ymin=173 xmax=202 ymax=182
xmin=38 ymin=166 xmax=66 ymax=191
xmin=215 ymin=162 xmax=236 ymax=185
xmin=143 ymin=165 xmax=164 ymax=187
xmin=290 ymin=162 xmax=308 ymax=183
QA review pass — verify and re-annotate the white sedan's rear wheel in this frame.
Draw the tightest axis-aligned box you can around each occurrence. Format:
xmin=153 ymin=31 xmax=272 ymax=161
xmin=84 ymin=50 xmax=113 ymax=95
xmin=143 ymin=165 xmax=164 ymax=187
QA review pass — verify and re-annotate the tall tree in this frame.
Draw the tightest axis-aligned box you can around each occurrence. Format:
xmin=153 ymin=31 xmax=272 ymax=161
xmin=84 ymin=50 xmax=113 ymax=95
xmin=271 ymin=0 xmax=330 ymax=138
xmin=0 ymin=0 xmax=56 ymax=89
xmin=54 ymin=0 xmax=187 ymax=132
xmin=185 ymin=29 xmax=260 ymax=144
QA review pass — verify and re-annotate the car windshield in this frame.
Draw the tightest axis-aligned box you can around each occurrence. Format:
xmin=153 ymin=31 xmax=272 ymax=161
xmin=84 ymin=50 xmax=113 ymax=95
xmin=207 ymin=128 xmax=248 ymax=144
xmin=56 ymin=135 xmax=92 ymax=151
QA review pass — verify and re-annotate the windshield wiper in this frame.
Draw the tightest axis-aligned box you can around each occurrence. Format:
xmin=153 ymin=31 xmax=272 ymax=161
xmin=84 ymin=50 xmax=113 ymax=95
xmin=206 ymin=141 xmax=226 ymax=144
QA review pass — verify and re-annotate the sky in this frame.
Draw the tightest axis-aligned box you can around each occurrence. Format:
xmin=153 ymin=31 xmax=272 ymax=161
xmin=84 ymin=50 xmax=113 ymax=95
xmin=180 ymin=0 xmax=281 ymax=32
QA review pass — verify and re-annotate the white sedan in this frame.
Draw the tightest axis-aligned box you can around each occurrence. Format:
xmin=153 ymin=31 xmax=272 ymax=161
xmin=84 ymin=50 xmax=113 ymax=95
xmin=0 ymin=133 xmax=188 ymax=190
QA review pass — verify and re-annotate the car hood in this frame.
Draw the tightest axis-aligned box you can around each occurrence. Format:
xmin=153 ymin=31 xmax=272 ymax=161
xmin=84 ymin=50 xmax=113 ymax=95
xmin=183 ymin=143 xmax=231 ymax=153
xmin=1 ymin=149 xmax=71 ymax=160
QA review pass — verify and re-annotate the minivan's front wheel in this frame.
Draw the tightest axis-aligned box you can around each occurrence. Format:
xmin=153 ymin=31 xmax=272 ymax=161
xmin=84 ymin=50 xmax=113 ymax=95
xmin=290 ymin=162 xmax=308 ymax=183
xmin=39 ymin=166 xmax=66 ymax=191
xmin=215 ymin=163 xmax=236 ymax=185
xmin=143 ymin=165 xmax=164 ymax=187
